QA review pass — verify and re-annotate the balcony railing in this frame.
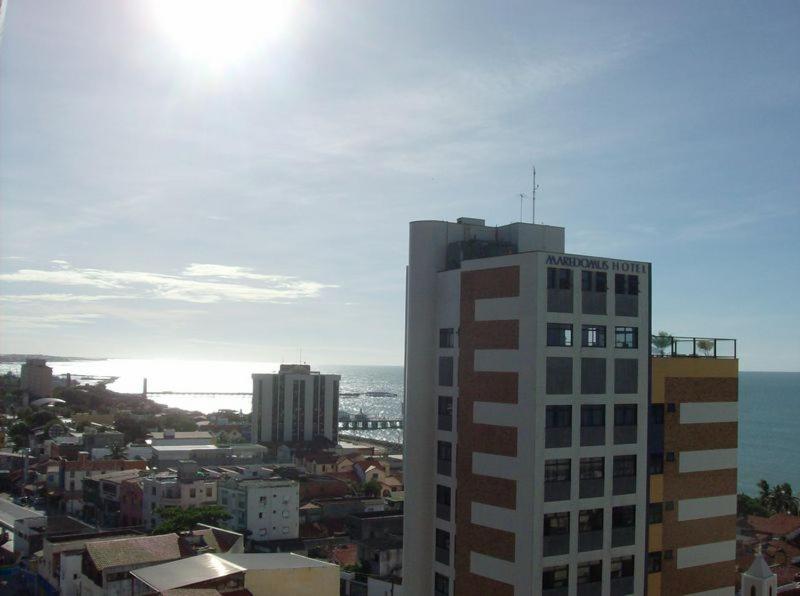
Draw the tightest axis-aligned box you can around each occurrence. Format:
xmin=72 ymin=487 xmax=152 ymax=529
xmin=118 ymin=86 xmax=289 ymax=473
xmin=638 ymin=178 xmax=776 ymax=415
xmin=651 ymin=336 xmax=736 ymax=359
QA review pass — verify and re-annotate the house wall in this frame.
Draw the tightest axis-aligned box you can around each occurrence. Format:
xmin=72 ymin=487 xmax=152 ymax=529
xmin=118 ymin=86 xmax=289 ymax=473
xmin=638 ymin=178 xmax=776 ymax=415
xmin=245 ymin=565 xmax=339 ymax=596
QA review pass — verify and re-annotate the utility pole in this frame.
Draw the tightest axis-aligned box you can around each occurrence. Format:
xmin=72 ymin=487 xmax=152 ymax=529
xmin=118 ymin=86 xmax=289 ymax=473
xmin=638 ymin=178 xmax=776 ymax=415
xmin=532 ymin=165 xmax=539 ymax=224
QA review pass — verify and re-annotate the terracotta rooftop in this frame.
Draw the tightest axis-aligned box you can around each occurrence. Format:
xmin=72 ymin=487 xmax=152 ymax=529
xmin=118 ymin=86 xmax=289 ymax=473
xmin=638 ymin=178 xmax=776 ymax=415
xmin=746 ymin=514 xmax=800 ymax=537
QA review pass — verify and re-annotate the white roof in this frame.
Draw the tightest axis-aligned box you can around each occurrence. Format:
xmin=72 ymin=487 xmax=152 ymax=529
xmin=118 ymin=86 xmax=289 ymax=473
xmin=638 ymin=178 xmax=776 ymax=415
xmin=151 ymin=444 xmax=219 ymax=452
xmin=0 ymin=498 xmax=44 ymax=528
xmin=131 ymin=552 xmax=336 ymax=591
xmin=217 ymin=552 xmax=337 ymax=571
xmin=130 ymin=553 xmax=243 ymax=591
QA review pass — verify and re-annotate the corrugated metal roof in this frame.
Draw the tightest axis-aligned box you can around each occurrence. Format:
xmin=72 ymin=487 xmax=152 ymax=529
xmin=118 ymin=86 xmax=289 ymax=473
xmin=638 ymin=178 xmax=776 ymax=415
xmin=131 ymin=553 xmax=244 ymax=591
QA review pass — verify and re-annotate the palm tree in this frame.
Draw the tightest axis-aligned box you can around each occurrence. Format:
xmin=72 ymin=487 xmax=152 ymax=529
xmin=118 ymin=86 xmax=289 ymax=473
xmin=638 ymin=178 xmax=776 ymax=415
xmin=758 ymin=479 xmax=773 ymax=511
xmin=651 ymin=331 xmax=672 ymax=357
xmin=770 ymin=483 xmax=800 ymax=515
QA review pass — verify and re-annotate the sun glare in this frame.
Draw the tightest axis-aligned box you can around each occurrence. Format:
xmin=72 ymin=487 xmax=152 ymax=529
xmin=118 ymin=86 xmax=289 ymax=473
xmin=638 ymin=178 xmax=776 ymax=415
xmin=150 ymin=0 xmax=294 ymax=71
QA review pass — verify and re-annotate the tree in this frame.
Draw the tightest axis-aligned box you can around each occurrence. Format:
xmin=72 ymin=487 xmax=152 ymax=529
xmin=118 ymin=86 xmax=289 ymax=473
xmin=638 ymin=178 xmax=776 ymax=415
xmin=361 ymin=479 xmax=381 ymax=497
xmin=106 ymin=443 xmax=127 ymax=460
xmin=651 ymin=331 xmax=672 ymax=357
xmin=770 ymin=483 xmax=799 ymax=515
xmin=696 ymin=338 xmax=714 ymax=357
xmin=28 ymin=410 xmax=57 ymax=428
xmin=738 ymin=493 xmax=769 ymax=517
xmin=152 ymin=505 xmax=231 ymax=534
xmin=8 ymin=421 xmax=30 ymax=451
xmin=114 ymin=414 xmax=150 ymax=443
xmin=758 ymin=479 xmax=773 ymax=510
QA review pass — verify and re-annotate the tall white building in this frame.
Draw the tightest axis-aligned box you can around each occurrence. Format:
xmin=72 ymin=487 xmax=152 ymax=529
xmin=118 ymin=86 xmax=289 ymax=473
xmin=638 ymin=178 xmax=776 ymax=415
xmin=251 ymin=364 xmax=340 ymax=445
xmin=218 ymin=477 xmax=299 ymax=542
xmin=403 ymin=218 xmax=651 ymax=596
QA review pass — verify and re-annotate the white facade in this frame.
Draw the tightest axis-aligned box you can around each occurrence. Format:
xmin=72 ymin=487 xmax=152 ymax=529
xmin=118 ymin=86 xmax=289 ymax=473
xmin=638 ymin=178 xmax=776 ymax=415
xmin=404 ymin=218 xmax=651 ymax=596
xmin=142 ymin=465 xmax=218 ymax=530
xmin=218 ymin=478 xmax=299 ymax=542
xmin=252 ymin=364 xmax=341 ymax=444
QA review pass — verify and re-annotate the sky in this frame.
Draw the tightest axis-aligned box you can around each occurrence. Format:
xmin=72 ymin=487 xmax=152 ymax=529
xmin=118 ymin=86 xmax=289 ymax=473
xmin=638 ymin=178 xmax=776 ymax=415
xmin=0 ymin=1 xmax=798 ymax=370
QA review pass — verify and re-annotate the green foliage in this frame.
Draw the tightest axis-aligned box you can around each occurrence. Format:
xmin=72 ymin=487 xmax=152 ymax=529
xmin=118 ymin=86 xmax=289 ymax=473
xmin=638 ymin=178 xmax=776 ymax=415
xmin=651 ymin=331 xmax=672 ymax=356
xmin=114 ymin=414 xmax=150 ymax=443
xmin=8 ymin=421 xmax=30 ymax=451
xmin=158 ymin=413 xmax=198 ymax=432
xmin=152 ymin=505 xmax=232 ymax=535
xmin=738 ymin=493 xmax=770 ymax=517
xmin=750 ymin=479 xmax=800 ymax=516
xmin=106 ymin=443 xmax=127 ymax=460
xmin=361 ymin=479 xmax=381 ymax=497
xmin=27 ymin=409 xmax=57 ymax=428
xmin=696 ymin=338 xmax=714 ymax=356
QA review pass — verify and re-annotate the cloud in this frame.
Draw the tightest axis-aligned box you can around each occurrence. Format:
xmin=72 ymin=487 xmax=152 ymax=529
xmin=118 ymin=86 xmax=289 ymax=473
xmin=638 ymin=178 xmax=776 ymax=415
xmin=0 ymin=263 xmax=335 ymax=304
xmin=1 ymin=313 xmax=104 ymax=329
xmin=0 ymin=294 xmax=127 ymax=302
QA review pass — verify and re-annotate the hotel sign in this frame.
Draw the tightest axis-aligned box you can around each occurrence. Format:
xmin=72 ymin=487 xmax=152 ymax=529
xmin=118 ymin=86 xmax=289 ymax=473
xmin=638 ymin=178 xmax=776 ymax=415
xmin=545 ymin=255 xmax=648 ymax=274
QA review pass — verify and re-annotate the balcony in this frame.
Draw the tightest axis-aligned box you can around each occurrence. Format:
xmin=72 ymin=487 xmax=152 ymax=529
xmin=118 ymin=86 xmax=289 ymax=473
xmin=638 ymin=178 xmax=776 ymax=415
xmin=436 ymin=503 xmax=451 ymax=521
xmin=651 ymin=335 xmax=736 ymax=359
xmin=435 ymin=547 xmax=450 ymax=565
xmin=612 ymin=526 xmax=635 ymax=547
xmin=580 ymin=478 xmax=604 ymax=499
xmin=545 ymin=481 xmax=571 ymax=502
xmin=437 ymin=414 xmax=452 ymax=432
xmin=614 ymin=425 xmax=637 ymax=445
xmin=437 ymin=459 xmax=452 ymax=477
xmin=578 ymin=582 xmax=602 ymax=596
xmin=578 ymin=530 xmax=603 ymax=552
xmin=545 ymin=427 xmax=571 ymax=449
xmin=543 ymin=534 xmax=570 ymax=557
xmin=610 ymin=576 xmax=634 ymax=596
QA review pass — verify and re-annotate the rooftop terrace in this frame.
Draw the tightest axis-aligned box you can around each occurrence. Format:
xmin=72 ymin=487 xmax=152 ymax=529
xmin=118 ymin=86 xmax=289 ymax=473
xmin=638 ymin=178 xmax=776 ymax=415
xmin=651 ymin=335 xmax=737 ymax=359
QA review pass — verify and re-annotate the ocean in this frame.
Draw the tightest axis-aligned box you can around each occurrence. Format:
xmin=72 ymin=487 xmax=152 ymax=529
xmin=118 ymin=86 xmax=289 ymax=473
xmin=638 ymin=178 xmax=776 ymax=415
xmin=1 ymin=360 xmax=796 ymax=495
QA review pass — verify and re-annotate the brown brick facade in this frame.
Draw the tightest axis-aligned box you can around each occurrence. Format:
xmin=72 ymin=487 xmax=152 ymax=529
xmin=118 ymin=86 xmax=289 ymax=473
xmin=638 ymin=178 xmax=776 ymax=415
xmin=652 ymin=360 xmax=739 ymax=596
xmin=454 ymin=266 xmax=520 ymax=596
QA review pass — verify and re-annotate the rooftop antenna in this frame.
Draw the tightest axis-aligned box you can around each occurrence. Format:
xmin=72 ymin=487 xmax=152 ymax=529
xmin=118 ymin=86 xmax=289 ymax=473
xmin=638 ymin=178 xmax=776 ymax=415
xmin=532 ymin=165 xmax=540 ymax=224
xmin=518 ymin=193 xmax=526 ymax=223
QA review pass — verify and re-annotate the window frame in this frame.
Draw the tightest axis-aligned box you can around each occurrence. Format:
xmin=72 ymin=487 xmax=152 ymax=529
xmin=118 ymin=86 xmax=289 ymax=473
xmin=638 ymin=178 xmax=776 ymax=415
xmin=582 ymin=325 xmax=607 ymax=348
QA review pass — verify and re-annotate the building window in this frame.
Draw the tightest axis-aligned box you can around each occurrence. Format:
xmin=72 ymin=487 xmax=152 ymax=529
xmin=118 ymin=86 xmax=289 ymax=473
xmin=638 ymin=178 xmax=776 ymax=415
xmin=435 ymin=529 xmax=450 ymax=565
xmin=611 ymin=556 xmax=635 ymax=596
xmin=439 ymin=328 xmax=454 ymax=348
xmin=581 ymin=270 xmax=607 ymax=292
xmin=648 ymin=503 xmax=663 ymax=524
xmin=614 ymin=275 xmax=639 ymax=317
xmin=666 ymin=452 xmax=675 ymax=462
xmin=580 ymin=405 xmax=605 ymax=446
xmin=437 ymin=396 xmax=453 ymax=432
xmin=613 ymin=404 xmax=637 ymax=444
xmin=615 ymin=327 xmax=638 ymax=349
xmin=438 ymin=356 xmax=454 ymax=387
xmin=546 ymin=357 xmax=573 ymax=395
xmin=544 ymin=459 xmax=571 ymax=502
xmin=579 ymin=457 xmax=605 ymax=499
xmin=582 ymin=325 xmax=606 ymax=348
xmin=614 ymin=359 xmax=638 ymax=394
xmin=434 ymin=573 xmax=449 ymax=596
xmin=615 ymin=274 xmax=639 ymax=295
xmin=647 ymin=552 xmax=662 ymax=574
xmin=667 ymin=402 xmax=676 ymax=413
xmin=437 ymin=441 xmax=452 ymax=476
xmin=581 ymin=358 xmax=606 ymax=394
xmin=547 ymin=323 xmax=573 ymax=347
xmin=436 ymin=485 xmax=451 ymax=521
xmin=612 ymin=505 xmax=636 ymax=547
xmin=648 ymin=453 xmax=664 ymax=475
xmin=545 ymin=405 xmax=572 ymax=448
xmin=542 ymin=565 xmax=569 ymax=591
xmin=190 ymin=488 xmax=196 ymax=498
xmin=548 ymin=267 xmax=572 ymax=290
xmin=258 ymin=512 xmax=263 ymax=519
xmin=578 ymin=509 xmax=604 ymax=552
xmin=577 ymin=560 xmax=602 ymax=588
xmin=543 ymin=512 xmax=570 ymax=556
xmin=613 ymin=455 xmax=637 ymax=495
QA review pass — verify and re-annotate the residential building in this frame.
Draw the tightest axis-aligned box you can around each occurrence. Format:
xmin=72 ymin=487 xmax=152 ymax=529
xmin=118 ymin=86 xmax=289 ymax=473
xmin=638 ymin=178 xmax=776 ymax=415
xmin=13 ymin=514 xmax=94 ymax=558
xmin=58 ymin=453 xmax=147 ymax=515
xmin=129 ymin=552 xmax=339 ymax=595
xmin=20 ymin=358 xmax=53 ymax=399
xmin=142 ymin=460 xmax=218 ymax=530
xmin=647 ymin=347 xmax=739 ymax=596
xmin=252 ymin=364 xmax=341 ymax=445
xmin=402 ymin=217 xmax=738 ymax=596
xmin=37 ymin=529 xmax=139 ymax=595
xmin=82 ymin=469 xmax=143 ymax=527
xmin=346 ymin=510 xmax=404 ymax=578
xmin=77 ymin=526 xmax=243 ymax=596
xmin=119 ymin=477 xmax=144 ymax=527
xmin=218 ymin=476 xmax=300 ymax=542
xmin=151 ymin=442 xmax=268 ymax=468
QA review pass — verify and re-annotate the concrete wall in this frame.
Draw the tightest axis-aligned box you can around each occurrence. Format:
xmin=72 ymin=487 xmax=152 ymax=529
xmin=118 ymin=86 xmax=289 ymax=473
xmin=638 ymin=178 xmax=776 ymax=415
xmin=245 ymin=565 xmax=339 ymax=596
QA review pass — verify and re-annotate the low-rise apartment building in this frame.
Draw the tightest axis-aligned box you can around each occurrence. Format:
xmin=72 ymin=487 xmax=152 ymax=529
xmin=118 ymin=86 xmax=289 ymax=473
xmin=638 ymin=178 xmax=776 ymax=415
xmin=83 ymin=469 xmax=143 ymax=527
xmin=142 ymin=460 xmax=218 ymax=530
xmin=58 ymin=454 xmax=147 ymax=515
xmin=218 ymin=476 xmax=300 ymax=543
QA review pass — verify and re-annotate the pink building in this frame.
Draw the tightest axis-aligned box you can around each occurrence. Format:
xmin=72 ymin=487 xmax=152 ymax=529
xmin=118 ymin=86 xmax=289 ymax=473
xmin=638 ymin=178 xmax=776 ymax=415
xmin=120 ymin=477 xmax=144 ymax=527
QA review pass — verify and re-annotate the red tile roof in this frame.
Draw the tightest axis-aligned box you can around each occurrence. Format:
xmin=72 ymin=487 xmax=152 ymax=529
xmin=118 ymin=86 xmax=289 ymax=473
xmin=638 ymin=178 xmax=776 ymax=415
xmin=746 ymin=514 xmax=800 ymax=538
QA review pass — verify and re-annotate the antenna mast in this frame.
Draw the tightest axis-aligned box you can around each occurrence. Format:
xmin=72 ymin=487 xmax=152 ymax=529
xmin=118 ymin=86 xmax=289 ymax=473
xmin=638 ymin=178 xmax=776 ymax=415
xmin=531 ymin=165 xmax=539 ymax=224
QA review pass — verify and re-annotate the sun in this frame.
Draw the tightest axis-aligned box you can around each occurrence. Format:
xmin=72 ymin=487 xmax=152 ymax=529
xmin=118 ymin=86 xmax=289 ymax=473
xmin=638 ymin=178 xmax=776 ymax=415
xmin=150 ymin=0 xmax=295 ymax=71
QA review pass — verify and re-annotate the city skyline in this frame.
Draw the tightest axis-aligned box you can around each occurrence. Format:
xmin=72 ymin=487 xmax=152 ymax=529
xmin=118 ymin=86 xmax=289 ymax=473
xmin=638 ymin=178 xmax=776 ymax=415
xmin=1 ymin=1 xmax=799 ymax=370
